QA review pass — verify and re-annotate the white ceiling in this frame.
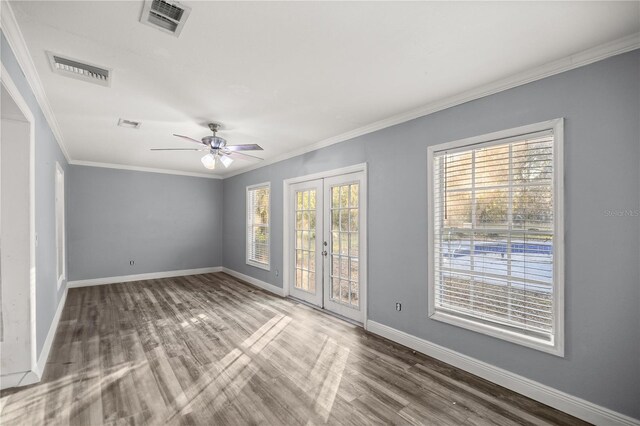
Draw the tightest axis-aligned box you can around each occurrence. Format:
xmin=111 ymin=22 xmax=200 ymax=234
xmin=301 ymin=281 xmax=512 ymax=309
xmin=10 ymin=1 xmax=640 ymax=177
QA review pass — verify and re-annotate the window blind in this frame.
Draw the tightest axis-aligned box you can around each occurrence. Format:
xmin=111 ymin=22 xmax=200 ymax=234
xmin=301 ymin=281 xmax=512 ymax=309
xmin=247 ymin=184 xmax=270 ymax=267
xmin=432 ymin=130 xmax=555 ymax=342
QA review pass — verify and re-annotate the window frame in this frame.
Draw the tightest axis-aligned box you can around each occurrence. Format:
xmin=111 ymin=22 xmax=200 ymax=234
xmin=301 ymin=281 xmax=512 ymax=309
xmin=246 ymin=181 xmax=271 ymax=271
xmin=55 ymin=162 xmax=66 ymax=289
xmin=427 ymin=118 xmax=564 ymax=357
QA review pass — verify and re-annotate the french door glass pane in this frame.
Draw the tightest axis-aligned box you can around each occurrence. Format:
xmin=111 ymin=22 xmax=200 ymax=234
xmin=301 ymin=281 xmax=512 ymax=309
xmin=294 ymin=189 xmax=316 ymax=292
xmin=329 ymin=183 xmax=359 ymax=307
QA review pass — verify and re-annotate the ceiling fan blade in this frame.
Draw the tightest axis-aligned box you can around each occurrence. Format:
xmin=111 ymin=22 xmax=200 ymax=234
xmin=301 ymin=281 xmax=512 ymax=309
xmin=150 ymin=148 xmax=207 ymax=151
xmin=225 ymin=144 xmax=263 ymax=152
xmin=228 ymin=151 xmax=263 ymax=161
xmin=173 ymin=134 xmax=205 ymax=145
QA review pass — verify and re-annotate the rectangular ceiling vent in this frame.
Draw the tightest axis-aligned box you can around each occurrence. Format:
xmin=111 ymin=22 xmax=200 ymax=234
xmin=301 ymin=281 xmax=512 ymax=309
xmin=118 ymin=118 xmax=142 ymax=129
xmin=140 ymin=0 xmax=191 ymax=37
xmin=47 ymin=52 xmax=111 ymax=87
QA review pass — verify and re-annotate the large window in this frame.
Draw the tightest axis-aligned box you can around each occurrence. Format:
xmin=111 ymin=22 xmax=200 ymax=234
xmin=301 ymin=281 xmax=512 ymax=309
xmin=55 ymin=162 xmax=66 ymax=288
xmin=427 ymin=119 xmax=564 ymax=355
xmin=246 ymin=182 xmax=271 ymax=270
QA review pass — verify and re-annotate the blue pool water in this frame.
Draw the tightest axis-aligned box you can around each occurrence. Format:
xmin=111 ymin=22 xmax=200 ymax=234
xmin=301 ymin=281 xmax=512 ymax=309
xmin=440 ymin=240 xmax=553 ymax=293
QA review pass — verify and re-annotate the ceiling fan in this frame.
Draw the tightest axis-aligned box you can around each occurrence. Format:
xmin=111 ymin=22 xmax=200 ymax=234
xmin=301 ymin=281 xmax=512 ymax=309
xmin=151 ymin=123 xmax=263 ymax=170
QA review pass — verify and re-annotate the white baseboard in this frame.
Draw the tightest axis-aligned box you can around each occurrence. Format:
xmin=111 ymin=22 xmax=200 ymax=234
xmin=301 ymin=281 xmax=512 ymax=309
xmin=366 ymin=321 xmax=639 ymax=426
xmin=2 ymin=286 xmax=68 ymax=390
xmin=221 ymin=267 xmax=285 ymax=297
xmin=35 ymin=287 xmax=68 ymax=377
xmin=67 ymin=267 xmax=223 ymax=288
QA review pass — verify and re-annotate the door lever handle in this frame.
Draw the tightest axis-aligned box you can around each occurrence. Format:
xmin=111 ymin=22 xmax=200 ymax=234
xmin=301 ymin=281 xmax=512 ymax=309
xmin=322 ymin=250 xmax=328 ymax=257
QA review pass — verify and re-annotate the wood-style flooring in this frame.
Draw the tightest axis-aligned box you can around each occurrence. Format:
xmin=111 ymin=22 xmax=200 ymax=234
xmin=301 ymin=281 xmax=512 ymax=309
xmin=0 ymin=273 xmax=587 ymax=425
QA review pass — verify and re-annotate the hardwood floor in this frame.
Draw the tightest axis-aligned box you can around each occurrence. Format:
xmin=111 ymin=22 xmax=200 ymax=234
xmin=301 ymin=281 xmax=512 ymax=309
xmin=1 ymin=273 xmax=587 ymax=425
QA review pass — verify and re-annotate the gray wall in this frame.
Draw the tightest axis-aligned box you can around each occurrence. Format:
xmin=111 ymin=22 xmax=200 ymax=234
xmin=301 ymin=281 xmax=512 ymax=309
xmin=223 ymin=50 xmax=640 ymax=418
xmin=1 ymin=31 xmax=69 ymax=355
xmin=68 ymin=166 xmax=223 ymax=281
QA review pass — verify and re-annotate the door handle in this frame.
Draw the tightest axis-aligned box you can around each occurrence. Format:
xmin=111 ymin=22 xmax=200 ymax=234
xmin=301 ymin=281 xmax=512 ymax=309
xmin=322 ymin=250 xmax=328 ymax=257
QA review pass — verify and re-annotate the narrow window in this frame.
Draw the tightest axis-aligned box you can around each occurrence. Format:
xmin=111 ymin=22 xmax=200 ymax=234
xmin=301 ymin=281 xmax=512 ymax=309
xmin=246 ymin=182 xmax=271 ymax=270
xmin=55 ymin=163 xmax=66 ymax=288
xmin=428 ymin=119 xmax=564 ymax=356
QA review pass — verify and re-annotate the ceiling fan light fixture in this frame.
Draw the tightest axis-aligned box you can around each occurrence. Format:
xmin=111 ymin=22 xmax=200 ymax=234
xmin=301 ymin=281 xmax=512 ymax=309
xmin=220 ymin=155 xmax=234 ymax=168
xmin=201 ymin=153 xmax=216 ymax=169
xmin=157 ymin=123 xmax=263 ymax=168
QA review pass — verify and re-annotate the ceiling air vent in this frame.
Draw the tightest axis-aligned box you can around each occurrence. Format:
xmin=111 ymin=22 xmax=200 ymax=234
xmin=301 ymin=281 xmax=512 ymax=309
xmin=118 ymin=118 xmax=142 ymax=129
xmin=47 ymin=52 xmax=111 ymax=87
xmin=140 ymin=0 xmax=191 ymax=37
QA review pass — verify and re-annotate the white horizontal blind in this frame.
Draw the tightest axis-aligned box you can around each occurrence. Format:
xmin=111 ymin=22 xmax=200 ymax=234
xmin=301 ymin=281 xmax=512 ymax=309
xmin=247 ymin=184 xmax=270 ymax=267
xmin=432 ymin=130 xmax=555 ymax=342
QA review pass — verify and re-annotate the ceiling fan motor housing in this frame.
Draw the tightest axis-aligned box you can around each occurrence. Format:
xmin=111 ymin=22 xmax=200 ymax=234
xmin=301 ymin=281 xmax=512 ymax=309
xmin=202 ymin=135 xmax=227 ymax=149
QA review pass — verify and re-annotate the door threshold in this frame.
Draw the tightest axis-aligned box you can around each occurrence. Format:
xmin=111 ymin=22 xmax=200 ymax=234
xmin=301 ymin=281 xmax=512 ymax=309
xmin=287 ymin=296 xmax=363 ymax=328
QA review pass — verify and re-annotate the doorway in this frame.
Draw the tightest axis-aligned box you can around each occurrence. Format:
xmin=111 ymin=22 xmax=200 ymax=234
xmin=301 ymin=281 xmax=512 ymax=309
xmin=283 ymin=164 xmax=367 ymax=324
xmin=1 ymin=68 xmax=38 ymax=388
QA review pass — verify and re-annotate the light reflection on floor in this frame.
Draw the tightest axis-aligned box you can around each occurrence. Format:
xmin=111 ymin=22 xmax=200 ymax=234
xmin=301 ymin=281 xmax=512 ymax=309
xmin=1 ymin=311 xmax=351 ymax=425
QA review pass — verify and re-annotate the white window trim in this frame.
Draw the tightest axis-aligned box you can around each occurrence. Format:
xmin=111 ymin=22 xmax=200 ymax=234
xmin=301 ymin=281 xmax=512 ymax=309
xmin=246 ymin=181 xmax=271 ymax=271
xmin=55 ymin=162 xmax=66 ymax=289
xmin=427 ymin=118 xmax=564 ymax=357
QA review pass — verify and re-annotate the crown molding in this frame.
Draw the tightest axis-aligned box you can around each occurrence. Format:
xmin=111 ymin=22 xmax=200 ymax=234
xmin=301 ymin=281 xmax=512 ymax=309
xmin=222 ymin=31 xmax=640 ymax=179
xmin=2 ymin=1 xmax=638 ymax=179
xmin=0 ymin=1 xmax=70 ymax=162
xmin=69 ymin=160 xmax=222 ymax=179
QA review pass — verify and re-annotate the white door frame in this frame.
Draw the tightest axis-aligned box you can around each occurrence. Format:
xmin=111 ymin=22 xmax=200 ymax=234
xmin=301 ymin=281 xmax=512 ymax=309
xmin=282 ymin=163 xmax=368 ymax=328
xmin=0 ymin=63 xmax=39 ymax=386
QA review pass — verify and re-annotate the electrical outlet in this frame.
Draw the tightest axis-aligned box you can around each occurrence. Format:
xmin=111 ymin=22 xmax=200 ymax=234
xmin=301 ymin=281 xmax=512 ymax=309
xmin=129 ymin=260 xmax=135 ymax=266
xmin=396 ymin=302 xmax=402 ymax=312
xmin=275 ymin=269 xmax=279 ymax=277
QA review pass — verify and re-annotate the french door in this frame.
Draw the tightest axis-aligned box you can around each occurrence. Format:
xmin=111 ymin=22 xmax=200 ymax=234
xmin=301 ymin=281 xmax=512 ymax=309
xmin=288 ymin=171 xmax=365 ymax=323
xmin=289 ymin=179 xmax=324 ymax=307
